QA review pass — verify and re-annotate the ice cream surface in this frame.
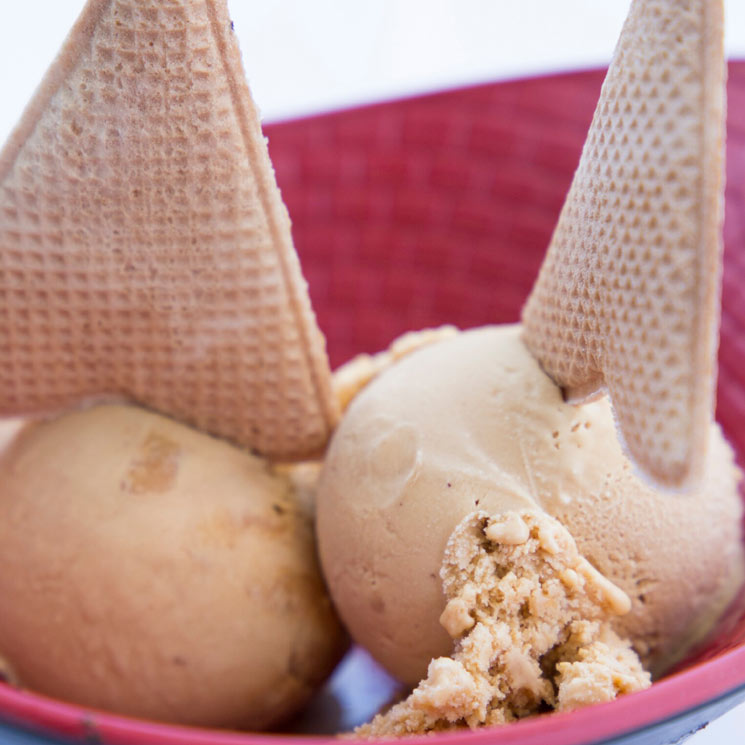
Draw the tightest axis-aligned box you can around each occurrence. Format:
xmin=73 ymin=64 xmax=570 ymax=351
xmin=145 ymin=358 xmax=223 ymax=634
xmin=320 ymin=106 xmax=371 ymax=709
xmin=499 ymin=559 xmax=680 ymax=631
xmin=0 ymin=404 xmax=347 ymax=730
xmin=355 ymin=510 xmax=649 ymax=737
xmin=317 ymin=325 xmax=744 ymax=686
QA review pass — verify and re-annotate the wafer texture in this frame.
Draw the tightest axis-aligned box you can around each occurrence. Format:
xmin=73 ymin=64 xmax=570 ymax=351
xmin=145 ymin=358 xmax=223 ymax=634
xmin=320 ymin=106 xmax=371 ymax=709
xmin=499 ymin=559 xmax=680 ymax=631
xmin=522 ymin=0 xmax=725 ymax=488
xmin=0 ymin=0 xmax=339 ymax=459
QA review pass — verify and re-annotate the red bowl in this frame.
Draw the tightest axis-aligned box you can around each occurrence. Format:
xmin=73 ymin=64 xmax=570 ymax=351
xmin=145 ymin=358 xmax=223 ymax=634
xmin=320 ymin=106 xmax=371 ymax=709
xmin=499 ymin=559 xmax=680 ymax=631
xmin=1 ymin=66 xmax=744 ymax=745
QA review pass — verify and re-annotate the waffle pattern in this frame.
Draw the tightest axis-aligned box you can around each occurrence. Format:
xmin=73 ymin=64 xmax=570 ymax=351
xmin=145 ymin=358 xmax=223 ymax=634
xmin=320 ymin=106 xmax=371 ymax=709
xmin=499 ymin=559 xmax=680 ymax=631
xmin=0 ymin=0 xmax=338 ymax=459
xmin=521 ymin=0 xmax=725 ymax=489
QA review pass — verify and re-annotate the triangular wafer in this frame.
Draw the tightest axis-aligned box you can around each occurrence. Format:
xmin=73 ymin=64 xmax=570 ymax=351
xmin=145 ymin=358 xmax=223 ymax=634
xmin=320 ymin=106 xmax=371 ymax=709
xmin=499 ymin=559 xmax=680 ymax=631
xmin=522 ymin=0 xmax=725 ymax=488
xmin=0 ymin=0 xmax=339 ymax=459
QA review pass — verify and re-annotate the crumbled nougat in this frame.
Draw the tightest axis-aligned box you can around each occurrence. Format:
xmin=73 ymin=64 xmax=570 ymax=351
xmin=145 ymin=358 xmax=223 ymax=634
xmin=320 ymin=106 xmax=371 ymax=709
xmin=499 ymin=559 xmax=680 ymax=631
xmin=355 ymin=510 xmax=650 ymax=737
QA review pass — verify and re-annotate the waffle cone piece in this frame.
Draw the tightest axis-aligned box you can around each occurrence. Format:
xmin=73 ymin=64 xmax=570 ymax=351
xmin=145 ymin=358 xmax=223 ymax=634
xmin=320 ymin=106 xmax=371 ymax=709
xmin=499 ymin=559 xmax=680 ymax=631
xmin=0 ymin=0 xmax=339 ymax=459
xmin=522 ymin=0 xmax=725 ymax=488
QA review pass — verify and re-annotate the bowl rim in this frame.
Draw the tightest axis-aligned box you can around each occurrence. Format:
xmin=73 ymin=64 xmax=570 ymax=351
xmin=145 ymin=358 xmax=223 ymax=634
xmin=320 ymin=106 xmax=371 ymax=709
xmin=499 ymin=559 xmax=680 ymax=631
xmin=0 ymin=643 xmax=744 ymax=745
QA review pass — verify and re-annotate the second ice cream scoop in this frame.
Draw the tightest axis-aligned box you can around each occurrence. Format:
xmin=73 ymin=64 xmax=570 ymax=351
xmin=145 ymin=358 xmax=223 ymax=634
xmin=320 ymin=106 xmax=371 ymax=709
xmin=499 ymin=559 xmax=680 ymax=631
xmin=317 ymin=326 xmax=744 ymax=685
xmin=0 ymin=405 xmax=347 ymax=729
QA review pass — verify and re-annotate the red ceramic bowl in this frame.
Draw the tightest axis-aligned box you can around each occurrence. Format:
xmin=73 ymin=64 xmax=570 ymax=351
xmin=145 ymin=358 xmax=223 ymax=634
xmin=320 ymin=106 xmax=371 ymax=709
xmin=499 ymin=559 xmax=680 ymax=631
xmin=1 ymin=66 xmax=744 ymax=745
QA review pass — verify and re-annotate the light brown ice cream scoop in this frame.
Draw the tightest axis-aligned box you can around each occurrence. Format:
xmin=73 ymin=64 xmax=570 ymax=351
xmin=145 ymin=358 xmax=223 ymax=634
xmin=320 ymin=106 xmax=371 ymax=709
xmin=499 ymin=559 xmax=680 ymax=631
xmin=317 ymin=326 xmax=744 ymax=686
xmin=0 ymin=404 xmax=347 ymax=730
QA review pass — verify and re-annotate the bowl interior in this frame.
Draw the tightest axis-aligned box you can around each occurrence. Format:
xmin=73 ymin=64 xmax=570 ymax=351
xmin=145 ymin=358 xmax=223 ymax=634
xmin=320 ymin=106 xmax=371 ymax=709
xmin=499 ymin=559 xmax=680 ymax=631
xmin=1 ymin=65 xmax=745 ymax=745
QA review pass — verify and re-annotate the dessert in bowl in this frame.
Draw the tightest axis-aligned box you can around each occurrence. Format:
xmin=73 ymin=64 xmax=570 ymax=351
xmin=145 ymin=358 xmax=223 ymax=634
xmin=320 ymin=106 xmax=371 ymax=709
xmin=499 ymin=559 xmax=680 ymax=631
xmin=0 ymin=62 xmax=743 ymax=745
xmin=0 ymin=0 xmax=744 ymax=743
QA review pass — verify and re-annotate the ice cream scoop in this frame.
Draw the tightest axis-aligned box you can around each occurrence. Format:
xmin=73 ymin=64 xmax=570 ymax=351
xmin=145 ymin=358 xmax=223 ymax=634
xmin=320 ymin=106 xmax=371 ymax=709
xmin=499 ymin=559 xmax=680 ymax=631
xmin=0 ymin=404 xmax=347 ymax=730
xmin=316 ymin=325 xmax=744 ymax=685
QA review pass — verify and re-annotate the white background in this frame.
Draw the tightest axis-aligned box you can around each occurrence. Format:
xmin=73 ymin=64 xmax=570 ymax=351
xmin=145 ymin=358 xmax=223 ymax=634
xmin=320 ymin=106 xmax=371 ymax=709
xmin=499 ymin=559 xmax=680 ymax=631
xmin=2 ymin=0 xmax=745 ymax=136
xmin=0 ymin=1 xmax=744 ymax=743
